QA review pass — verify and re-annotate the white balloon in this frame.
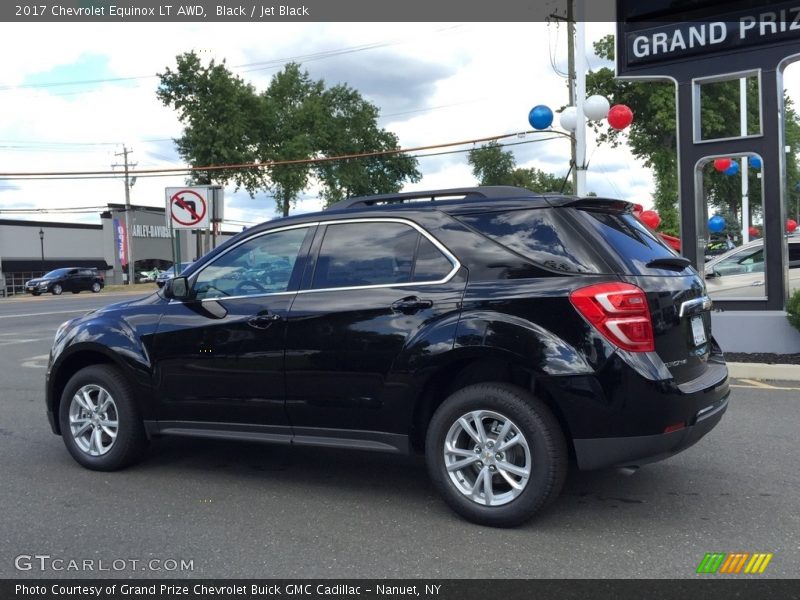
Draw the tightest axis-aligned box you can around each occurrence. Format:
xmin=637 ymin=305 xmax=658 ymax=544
xmin=559 ymin=106 xmax=577 ymax=131
xmin=584 ymin=95 xmax=610 ymax=120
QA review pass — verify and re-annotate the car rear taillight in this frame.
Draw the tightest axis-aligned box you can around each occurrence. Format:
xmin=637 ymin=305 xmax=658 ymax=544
xmin=569 ymin=282 xmax=655 ymax=352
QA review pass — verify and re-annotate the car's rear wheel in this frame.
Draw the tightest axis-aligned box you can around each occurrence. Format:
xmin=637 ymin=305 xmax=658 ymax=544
xmin=425 ymin=382 xmax=567 ymax=527
xmin=58 ymin=365 xmax=148 ymax=471
xmin=52 ymin=284 xmax=63 ymax=295
xmin=91 ymin=282 xmax=101 ymax=293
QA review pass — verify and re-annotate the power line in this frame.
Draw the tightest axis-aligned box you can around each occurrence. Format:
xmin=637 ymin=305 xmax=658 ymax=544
xmin=0 ymin=129 xmax=572 ymax=179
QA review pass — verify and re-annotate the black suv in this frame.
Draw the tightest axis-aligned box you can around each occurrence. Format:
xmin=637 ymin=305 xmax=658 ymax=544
xmin=27 ymin=267 xmax=104 ymax=296
xmin=46 ymin=187 xmax=728 ymax=526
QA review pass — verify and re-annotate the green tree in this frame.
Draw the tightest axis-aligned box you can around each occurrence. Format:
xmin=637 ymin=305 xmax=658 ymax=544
xmin=314 ymin=82 xmax=420 ymax=205
xmin=156 ymin=52 xmax=265 ymax=192
xmin=468 ymin=141 xmax=573 ymax=194
xmin=158 ymin=54 xmax=420 ymax=217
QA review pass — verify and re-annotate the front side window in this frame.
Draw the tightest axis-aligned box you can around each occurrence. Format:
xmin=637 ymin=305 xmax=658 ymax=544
xmin=194 ymin=227 xmax=309 ymax=300
xmin=311 ymin=222 xmax=454 ymax=290
xmin=714 ymin=246 xmax=764 ymax=276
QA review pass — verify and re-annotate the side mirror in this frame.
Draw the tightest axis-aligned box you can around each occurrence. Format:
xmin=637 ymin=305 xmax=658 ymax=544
xmin=164 ymin=276 xmax=190 ymax=300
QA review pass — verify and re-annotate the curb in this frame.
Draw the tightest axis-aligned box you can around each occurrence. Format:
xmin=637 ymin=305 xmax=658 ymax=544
xmin=727 ymin=362 xmax=800 ymax=382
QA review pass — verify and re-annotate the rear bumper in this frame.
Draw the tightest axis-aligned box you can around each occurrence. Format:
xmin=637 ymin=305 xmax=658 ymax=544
xmin=573 ymin=393 xmax=728 ymax=469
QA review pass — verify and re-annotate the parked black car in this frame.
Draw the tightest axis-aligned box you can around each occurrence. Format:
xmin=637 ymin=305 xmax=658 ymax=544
xmin=26 ymin=268 xmax=104 ymax=296
xmin=46 ymin=187 xmax=728 ymax=526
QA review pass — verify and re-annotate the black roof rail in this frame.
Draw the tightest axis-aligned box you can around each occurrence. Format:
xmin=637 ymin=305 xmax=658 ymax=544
xmin=324 ymin=186 xmax=536 ymax=211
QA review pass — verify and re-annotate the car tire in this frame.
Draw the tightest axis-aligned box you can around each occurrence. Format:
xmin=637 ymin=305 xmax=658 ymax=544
xmin=52 ymin=284 xmax=63 ymax=295
xmin=58 ymin=365 xmax=148 ymax=471
xmin=32 ymin=292 xmax=41 ymax=296
xmin=91 ymin=282 xmax=101 ymax=293
xmin=425 ymin=382 xmax=567 ymax=527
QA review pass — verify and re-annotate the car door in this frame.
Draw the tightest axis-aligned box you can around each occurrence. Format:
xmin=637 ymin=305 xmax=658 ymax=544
xmin=151 ymin=224 xmax=315 ymax=431
xmin=63 ymin=269 xmax=80 ymax=292
xmin=284 ymin=219 xmax=465 ymax=446
xmin=705 ymin=245 xmax=765 ymax=298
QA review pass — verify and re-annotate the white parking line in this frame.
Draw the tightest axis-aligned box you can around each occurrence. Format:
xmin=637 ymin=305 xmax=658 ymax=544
xmin=21 ymin=354 xmax=49 ymax=368
xmin=0 ymin=309 xmax=89 ymax=319
xmin=0 ymin=339 xmax=45 ymax=347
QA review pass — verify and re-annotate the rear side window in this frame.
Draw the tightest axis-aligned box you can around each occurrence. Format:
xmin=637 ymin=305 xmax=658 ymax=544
xmin=456 ymin=209 xmax=603 ymax=274
xmin=311 ymin=222 xmax=454 ymax=289
xmin=572 ymin=208 xmax=688 ymax=275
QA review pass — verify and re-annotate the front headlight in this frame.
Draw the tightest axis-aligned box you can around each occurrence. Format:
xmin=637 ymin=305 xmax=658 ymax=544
xmin=54 ymin=319 xmax=71 ymax=343
xmin=39 ymin=280 xmax=49 ymax=287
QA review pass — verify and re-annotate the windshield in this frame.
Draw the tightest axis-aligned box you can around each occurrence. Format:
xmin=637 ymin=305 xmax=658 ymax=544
xmin=42 ymin=269 xmax=68 ymax=278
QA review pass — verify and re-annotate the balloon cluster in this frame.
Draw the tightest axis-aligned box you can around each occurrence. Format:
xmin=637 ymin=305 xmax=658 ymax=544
xmin=713 ymin=156 xmax=762 ymax=176
xmin=528 ymin=96 xmax=634 ymax=132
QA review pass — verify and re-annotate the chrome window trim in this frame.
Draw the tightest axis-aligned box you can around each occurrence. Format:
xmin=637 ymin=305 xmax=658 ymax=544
xmin=172 ymin=217 xmax=461 ymax=304
xmin=298 ymin=217 xmax=461 ymax=294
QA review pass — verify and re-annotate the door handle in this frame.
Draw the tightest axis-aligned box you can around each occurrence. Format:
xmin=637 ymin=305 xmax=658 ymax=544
xmin=248 ymin=313 xmax=281 ymax=329
xmin=391 ymin=296 xmax=433 ymax=313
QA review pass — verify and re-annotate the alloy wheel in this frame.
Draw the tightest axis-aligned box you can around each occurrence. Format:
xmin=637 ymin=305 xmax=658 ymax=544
xmin=68 ymin=384 xmax=119 ymax=456
xmin=443 ymin=410 xmax=532 ymax=507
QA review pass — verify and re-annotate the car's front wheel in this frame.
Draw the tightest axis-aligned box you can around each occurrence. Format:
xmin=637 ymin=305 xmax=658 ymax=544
xmin=91 ymin=282 xmax=101 ymax=293
xmin=426 ymin=382 xmax=567 ymax=527
xmin=51 ymin=284 xmax=63 ymax=295
xmin=58 ymin=365 xmax=148 ymax=471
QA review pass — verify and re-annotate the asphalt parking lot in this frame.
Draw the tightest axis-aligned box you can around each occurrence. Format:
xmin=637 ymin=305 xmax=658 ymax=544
xmin=0 ymin=292 xmax=798 ymax=579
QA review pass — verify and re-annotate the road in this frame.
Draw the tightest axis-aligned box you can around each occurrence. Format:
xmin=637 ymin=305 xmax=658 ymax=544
xmin=0 ymin=292 xmax=798 ymax=579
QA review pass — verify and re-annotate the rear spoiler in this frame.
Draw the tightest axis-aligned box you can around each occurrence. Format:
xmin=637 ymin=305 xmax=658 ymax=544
xmin=555 ymin=197 xmax=634 ymax=213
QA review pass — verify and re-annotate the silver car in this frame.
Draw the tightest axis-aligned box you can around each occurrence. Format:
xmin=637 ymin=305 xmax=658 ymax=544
xmin=155 ymin=262 xmax=192 ymax=288
xmin=704 ymin=235 xmax=800 ymax=299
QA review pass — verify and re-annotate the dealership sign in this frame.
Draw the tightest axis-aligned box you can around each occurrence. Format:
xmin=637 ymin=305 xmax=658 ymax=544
xmin=131 ymin=224 xmax=172 ymax=238
xmin=616 ymin=1 xmax=800 ymax=76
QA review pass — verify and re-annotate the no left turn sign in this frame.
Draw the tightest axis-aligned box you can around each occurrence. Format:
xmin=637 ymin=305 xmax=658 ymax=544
xmin=165 ymin=187 xmax=209 ymax=229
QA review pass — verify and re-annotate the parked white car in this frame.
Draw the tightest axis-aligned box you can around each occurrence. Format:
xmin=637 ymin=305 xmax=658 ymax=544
xmin=704 ymin=236 xmax=800 ymax=299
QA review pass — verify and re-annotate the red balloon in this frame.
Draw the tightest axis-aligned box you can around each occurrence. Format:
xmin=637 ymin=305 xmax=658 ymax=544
xmin=639 ymin=210 xmax=661 ymax=229
xmin=632 ymin=203 xmax=644 ymax=214
xmin=748 ymin=226 xmax=760 ymax=238
xmin=607 ymin=104 xmax=634 ymax=130
xmin=713 ymin=158 xmax=732 ymax=172
xmin=788 ymin=219 xmax=798 ymax=233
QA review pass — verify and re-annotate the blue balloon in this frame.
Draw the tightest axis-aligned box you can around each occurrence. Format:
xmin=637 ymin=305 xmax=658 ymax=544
xmin=724 ymin=161 xmax=740 ymax=176
xmin=528 ymin=105 xmax=554 ymax=130
xmin=708 ymin=215 xmax=726 ymax=233
xmin=749 ymin=155 xmax=762 ymax=169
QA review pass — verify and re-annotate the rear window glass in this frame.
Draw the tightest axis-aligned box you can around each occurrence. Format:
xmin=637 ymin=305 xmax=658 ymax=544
xmin=572 ymin=208 xmax=686 ymax=274
xmin=455 ymin=209 xmax=603 ymax=274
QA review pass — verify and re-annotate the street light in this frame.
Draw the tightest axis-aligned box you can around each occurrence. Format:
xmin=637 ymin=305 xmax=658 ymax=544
xmin=38 ymin=228 xmax=44 ymax=274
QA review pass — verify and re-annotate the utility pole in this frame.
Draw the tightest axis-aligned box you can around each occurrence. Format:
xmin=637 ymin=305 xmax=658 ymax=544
xmin=566 ymin=0 xmax=577 ymax=194
xmin=574 ymin=2 xmax=587 ymax=196
xmin=113 ymin=146 xmax=135 ymax=285
xmin=551 ymin=0 xmax=578 ymax=193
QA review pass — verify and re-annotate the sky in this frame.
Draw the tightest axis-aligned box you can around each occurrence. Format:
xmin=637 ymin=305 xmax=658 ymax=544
xmin=1 ymin=21 xmax=798 ymax=230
